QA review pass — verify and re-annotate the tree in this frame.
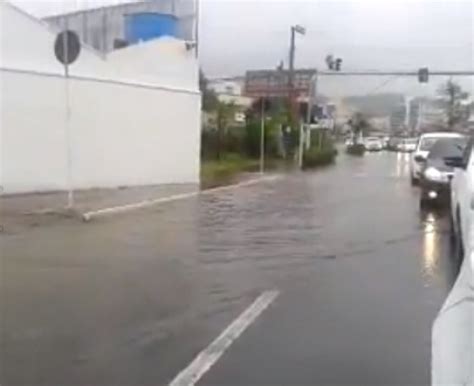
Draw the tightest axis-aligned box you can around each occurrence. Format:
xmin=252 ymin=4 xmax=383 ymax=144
xmin=215 ymin=101 xmax=236 ymax=159
xmin=349 ymin=112 xmax=370 ymax=143
xmin=199 ymin=70 xmax=218 ymax=112
xmin=437 ymin=79 xmax=469 ymax=130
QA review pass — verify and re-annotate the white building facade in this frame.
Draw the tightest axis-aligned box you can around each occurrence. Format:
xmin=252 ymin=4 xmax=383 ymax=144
xmin=0 ymin=2 xmax=201 ymax=194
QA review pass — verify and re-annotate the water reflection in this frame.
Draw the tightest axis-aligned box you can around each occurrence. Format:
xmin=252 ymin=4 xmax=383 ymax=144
xmin=422 ymin=212 xmax=438 ymax=278
xmin=395 ymin=152 xmax=411 ymax=177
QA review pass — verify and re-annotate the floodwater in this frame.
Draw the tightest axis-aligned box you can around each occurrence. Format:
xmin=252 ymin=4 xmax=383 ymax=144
xmin=1 ymin=151 xmax=459 ymax=385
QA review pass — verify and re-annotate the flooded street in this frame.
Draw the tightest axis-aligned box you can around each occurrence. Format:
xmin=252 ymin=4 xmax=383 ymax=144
xmin=1 ymin=151 xmax=460 ymax=385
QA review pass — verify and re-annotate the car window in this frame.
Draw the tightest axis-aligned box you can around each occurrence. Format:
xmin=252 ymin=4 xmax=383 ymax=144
xmin=419 ymin=137 xmax=441 ymax=151
xmin=427 ymin=138 xmax=467 ymax=159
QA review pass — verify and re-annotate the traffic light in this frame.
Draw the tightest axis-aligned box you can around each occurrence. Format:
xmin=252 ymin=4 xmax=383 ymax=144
xmin=326 ymin=55 xmax=342 ymax=71
xmin=418 ymin=68 xmax=429 ymax=83
xmin=326 ymin=55 xmax=334 ymax=70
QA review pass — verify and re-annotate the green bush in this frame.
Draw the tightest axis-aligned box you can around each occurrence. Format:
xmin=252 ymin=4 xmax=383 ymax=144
xmin=346 ymin=143 xmax=365 ymax=156
xmin=244 ymin=119 xmax=281 ymax=158
xmin=303 ymin=146 xmax=337 ymax=169
xmin=201 ymin=153 xmax=259 ymax=188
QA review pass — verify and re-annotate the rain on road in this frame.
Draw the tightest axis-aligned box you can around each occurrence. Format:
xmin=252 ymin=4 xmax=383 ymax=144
xmin=1 ymin=151 xmax=461 ymax=385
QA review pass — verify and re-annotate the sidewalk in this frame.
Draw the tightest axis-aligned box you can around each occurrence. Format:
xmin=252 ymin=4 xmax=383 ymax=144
xmin=0 ymin=173 xmax=276 ymax=232
xmin=1 ymin=184 xmax=197 ymax=232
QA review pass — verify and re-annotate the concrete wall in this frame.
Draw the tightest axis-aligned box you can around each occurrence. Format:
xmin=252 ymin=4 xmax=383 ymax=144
xmin=0 ymin=2 xmax=201 ymax=194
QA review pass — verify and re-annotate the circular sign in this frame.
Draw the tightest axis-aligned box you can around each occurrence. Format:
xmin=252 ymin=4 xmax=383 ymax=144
xmin=54 ymin=30 xmax=81 ymax=65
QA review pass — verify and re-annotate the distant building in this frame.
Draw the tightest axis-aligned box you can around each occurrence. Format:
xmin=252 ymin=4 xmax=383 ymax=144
xmin=417 ymin=99 xmax=446 ymax=132
xmin=390 ymin=104 xmax=407 ymax=133
xmin=206 ymin=78 xmax=252 ymax=128
xmin=369 ymin=116 xmax=390 ymax=132
xmin=44 ymin=0 xmax=196 ymax=53
xmin=208 ymin=78 xmax=244 ymax=96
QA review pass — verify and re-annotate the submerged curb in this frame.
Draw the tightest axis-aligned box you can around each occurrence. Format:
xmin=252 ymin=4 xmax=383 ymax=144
xmin=81 ymin=175 xmax=281 ymax=222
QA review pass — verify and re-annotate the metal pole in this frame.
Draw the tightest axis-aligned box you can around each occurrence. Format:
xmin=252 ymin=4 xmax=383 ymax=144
xmin=63 ymin=22 xmax=74 ymax=209
xmin=299 ymin=74 xmax=314 ymax=169
xmin=194 ymin=0 xmax=200 ymax=58
xmin=288 ymin=27 xmax=296 ymax=127
xmin=318 ymin=70 xmax=474 ymax=76
xmin=260 ymin=97 xmax=265 ymax=174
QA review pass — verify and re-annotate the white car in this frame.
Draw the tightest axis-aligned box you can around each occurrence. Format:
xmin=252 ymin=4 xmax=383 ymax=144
xmin=450 ymin=136 xmax=474 ymax=258
xmin=364 ymin=137 xmax=383 ymax=151
xmin=397 ymin=138 xmax=418 ymax=152
xmin=432 ymin=246 xmax=473 ymax=385
xmin=410 ymin=132 xmax=465 ymax=185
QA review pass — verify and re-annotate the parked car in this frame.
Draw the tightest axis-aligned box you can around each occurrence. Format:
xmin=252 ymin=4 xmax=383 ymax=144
xmin=396 ymin=138 xmax=418 ymax=152
xmin=450 ymin=135 xmax=474 ymax=259
xmin=419 ymin=136 xmax=467 ymax=207
xmin=410 ymin=132 xmax=465 ymax=185
xmin=387 ymin=137 xmax=402 ymax=151
xmin=364 ymin=137 xmax=383 ymax=151
xmin=344 ymin=137 xmax=354 ymax=146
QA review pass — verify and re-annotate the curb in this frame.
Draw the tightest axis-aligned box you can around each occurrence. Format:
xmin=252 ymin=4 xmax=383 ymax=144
xmin=82 ymin=175 xmax=281 ymax=222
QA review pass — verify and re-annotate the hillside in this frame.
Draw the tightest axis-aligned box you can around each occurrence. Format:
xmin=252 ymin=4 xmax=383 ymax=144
xmin=343 ymin=93 xmax=404 ymax=117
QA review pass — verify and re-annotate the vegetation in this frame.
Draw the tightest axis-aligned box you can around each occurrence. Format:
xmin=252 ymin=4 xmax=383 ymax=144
xmin=437 ymin=79 xmax=470 ymax=130
xmin=199 ymin=70 xmax=218 ymax=112
xmin=348 ymin=112 xmax=371 ymax=142
xmin=346 ymin=143 xmax=365 ymax=156
xmin=201 ymin=153 xmax=259 ymax=189
xmin=302 ymin=135 xmax=338 ymax=169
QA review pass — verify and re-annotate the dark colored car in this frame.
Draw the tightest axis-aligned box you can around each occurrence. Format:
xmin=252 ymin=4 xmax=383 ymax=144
xmin=419 ymin=137 xmax=467 ymax=207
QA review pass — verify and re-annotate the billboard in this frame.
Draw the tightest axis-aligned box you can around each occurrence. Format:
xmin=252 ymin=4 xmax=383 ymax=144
xmin=244 ymin=69 xmax=317 ymax=98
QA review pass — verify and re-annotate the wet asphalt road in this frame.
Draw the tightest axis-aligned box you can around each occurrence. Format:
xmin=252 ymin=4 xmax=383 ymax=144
xmin=1 ymin=151 xmax=461 ymax=386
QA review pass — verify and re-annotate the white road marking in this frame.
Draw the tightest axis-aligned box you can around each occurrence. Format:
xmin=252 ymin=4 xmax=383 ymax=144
xmin=168 ymin=290 xmax=280 ymax=386
xmin=82 ymin=175 xmax=280 ymax=221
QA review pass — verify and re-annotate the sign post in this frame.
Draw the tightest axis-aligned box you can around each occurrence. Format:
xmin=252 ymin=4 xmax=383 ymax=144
xmin=54 ymin=28 xmax=81 ymax=209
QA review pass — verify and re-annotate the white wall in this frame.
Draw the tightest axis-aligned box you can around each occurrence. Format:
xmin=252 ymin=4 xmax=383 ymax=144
xmin=0 ymin=2 xmax=201 ymax=194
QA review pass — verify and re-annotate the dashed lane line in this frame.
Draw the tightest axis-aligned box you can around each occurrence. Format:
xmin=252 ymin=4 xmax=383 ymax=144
xmin=168 ymin=290 xmax=280 ymax=386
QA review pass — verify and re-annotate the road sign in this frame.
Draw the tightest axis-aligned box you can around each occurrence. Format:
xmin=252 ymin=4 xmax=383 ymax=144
xmin=54 ymin=30 xmax=81 ymax=65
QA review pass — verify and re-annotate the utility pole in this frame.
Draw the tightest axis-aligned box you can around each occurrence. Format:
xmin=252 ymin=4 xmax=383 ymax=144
xmin=288 ymin=26 xmax=296 ymax=127
xmin=288 ymin=25 xmax=305 ymax=129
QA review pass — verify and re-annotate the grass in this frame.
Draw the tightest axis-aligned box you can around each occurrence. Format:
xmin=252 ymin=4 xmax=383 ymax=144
xmin=200 ymin=154 xmax=260 ymax=189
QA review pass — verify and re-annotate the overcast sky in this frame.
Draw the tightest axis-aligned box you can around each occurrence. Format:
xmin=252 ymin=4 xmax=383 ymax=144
xmin=9 ymin=0 xmax=474 ymax=96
